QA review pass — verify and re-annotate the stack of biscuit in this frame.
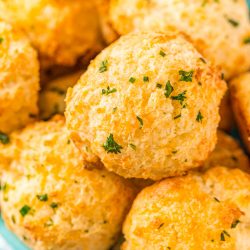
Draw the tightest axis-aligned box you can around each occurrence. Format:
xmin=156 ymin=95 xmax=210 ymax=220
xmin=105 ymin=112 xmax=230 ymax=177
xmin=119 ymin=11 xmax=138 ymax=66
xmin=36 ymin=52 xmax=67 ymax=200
xmin=0 ymin=0 xmax=250 ymax=249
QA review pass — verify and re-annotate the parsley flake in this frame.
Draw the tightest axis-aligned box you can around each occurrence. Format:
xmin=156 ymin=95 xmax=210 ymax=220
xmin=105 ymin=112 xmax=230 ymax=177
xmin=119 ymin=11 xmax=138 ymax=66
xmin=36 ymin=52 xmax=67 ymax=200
xmin=143 ymin=76 xmax=149 ymax=82
xmin=179 ymin=70 xmax=194 ymax=82
xmin=214 ymin=197 xmax=220 ymax=202
xmin=129 ymin=77 xmax=136 ymax=83
xmin=165 ymin=81 xmax=174 ymax=98
xmin=103 ymin=134 xmax=123 ymax=154
xmin=174 ymin=114 xmax=181 ymax=120
xmin=99 ymin=60 xmax=108 ymax=73
xmin=220 ymin=230 xmax=230 ymax=241
xmin=196 ymin=111 xmax=203 ymax=123
xmin=102 ymin=86 xmax=117 ymax=95
xmin=50 ymin=202 xmax=59 ymax=209
xmin=156 ymin=83 xmax=162 ymax=89
xmin=36 ymin=194 xmax=48 ymax=202
xmin=0 ymin=38 xmax=3 ymax=43
xmin=136 ymin=116 xmax=143 ymax=128
xmin=159 ymin=50 xmax=166 ymax=57
xmin=171 ymin=91 xmax=187 ymax=105
xmin=243 ymin=37 xmax=250 ymax=44
xmin=20 ymin=205 xmax=31 ymax=217
xmin=129 ymin=144 xmax=136 ymax=150
xmin=0 ymin=132 xmax=10 ymax=144
xmin=227 ymin=17 xmax=239 ymax=27
xmin=231 ymin=219 xmax=240 ymax=228
xmin=199 ymin=57 xmax=206 ymax=64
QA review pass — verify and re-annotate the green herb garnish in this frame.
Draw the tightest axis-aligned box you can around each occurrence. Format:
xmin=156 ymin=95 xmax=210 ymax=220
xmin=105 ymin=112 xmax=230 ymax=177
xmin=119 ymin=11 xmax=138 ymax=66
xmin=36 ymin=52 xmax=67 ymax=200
xmin=220 ymin=230 xmax=230 ymax=241
xmin=159 ymin=50 xmax=166 ymax=57
xmin=99 ymin=60 xmax=108 ymax=73
xmin=179 ymin=70 xmax=194 ymax=82
xmin=129 ymin=77 xmax=136 ymax=83
xmin=36 ymin=194 xmax=48 ymax=202
xmin=129 ymin=144 xmax=136 ymax=150
xmin=156 ymin=83 xmax=162 ymax=89
xmin=50 ymin=202 xmax=59 ymax=209
xmin=136 ymin=116 xmax=143 ymax=128
xmin=19 ymin=205 xmax=31 ymax=217
xmin=0 ymin=38 xmax=4 ymax=43
xmin=196 ymin=111 xmax=203 ymax=123
xmin=231 ymin=219 xmax=240 ymax=228
xmin=143 ymin=76 xmax=149 ymax=82
xmin=243 ymin=37 xmax=250 ymax=44
xmin=214 ymin=197 xmax=220 ymax=202
xmin=174 ymin=114 xmax=181 ymax=120
xmin=0 ymin=132 xmax=10 ymax=144
xmin=103 ymin=134 xmax=123 ymax=154
xmin=227 ymin=17 xmax=239 ymax=27
xmin=171 ymin=91 xmax=187 ymax=105
xmin=164 ymin=81 xmax=174 ymax=98
xmin=102 ymin=86 xmax=117 ymax=95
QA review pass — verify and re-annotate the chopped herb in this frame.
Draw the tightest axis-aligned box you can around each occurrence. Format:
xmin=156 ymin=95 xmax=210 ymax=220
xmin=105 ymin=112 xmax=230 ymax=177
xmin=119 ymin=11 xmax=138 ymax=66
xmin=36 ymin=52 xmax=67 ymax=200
xmin=1 ymin=183 xmax=8 ymax=192
xmin=158 ymin=223 xmax=164 ymax=229
xmin=50 ymin=202 xmax=59 ymax=209
xmin=103 ymin=134 xmax=123 ymax=154
xmin=196 ymin=111 xmax=203 ymax=123
xmin=164 ymin=81 xmax=174 ymax=98
xmin=179 ymin=70 xmax=194 ymax=82
xmin=200 ymin=57 xmax=206 ymax=64
xmin=243 ymin=37 xmax=250 ymax=44
xmin=214 ymin=197 xmax=220 ymax=202
xmin=102 ymin=86 xmax=117 ymax=95
xmin=171 ymin=91 xmax=187 ymax=105
xmin=174 ymin=114 xmax=181 ymax=119
xmin=99 ymin=60 xmax=108 ymax=73
xmin=172 ymin=150 xmax=178 ymax=154
xmin=221 ymin=73 xmax=224 ymax=80
xmin=129 ymin=77 xmax=136 ymax=83
xmin=0 ymin=38 xmax=4 ymax=43
xmin=0 ymin=132 xmax=10 ymax=144
xmin=11 ymin=215 xmax=16 ymax=224
xmin=143 ymin=76 xmax=149 ymax=82
xmin=136 ymin=116 xmax=143 ymax=128
xmin=159 ymin=50 xmax=166 ymax=57
xmin=44 ymin=218 xmax=53 ymax=227
xmin=226 ymin=17 xmax=239 ymax=27
xmin=23 ymin=236 xmax=28 ymax=241
xmin=19 ymin=205 xmax=31 ymax=217
xmin=36 ymin=194 xmax=48 ymax=202
xmin=129 ymin=143 xmax=136 ymax=150
xmin=49 ymin=87 xmax=65 ymax=95
xmin=220 ymin=230 xmax=230 ymax=241
xmin=67 ymin=140 xmax=70 ymax=144
xmin=211 ymin=239 xmax=215 ymax=242
xmin=231 ymin=219 xmax=240 ymax=228
xmin=156 ymin=83 xmax=162 ymax=89
xmin=198 ymin=82 xmax=202 ymax=86
xmin=113 ymin=107 xmax=117 ymax=112
xmin=167 ymin=247 xmax=171 ymax=250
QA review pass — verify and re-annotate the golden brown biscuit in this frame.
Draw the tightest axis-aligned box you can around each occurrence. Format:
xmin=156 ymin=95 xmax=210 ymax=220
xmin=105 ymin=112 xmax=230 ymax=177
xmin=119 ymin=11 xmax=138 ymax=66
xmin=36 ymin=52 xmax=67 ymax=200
xmin=66 ymin=32 xmax=226 ymax=180
xmin=230 ymin=72 xmax=250 ymax=154
xmin=110 ymin=0 xmax=250 ymax=79
xmin=0 ymin=116 xmax=135 ymax=250
xmin=0 ymin=21 xmax=39 ymax=134
xmin=0 ymin=0 xmax=102 ymax=68
xmin=122 ymin=166 xmax=250 ymax=250
xmin=202 ymin=130 xmax=249 ymax=172
xmin=39 ymin=71 xmax=83 ymax=120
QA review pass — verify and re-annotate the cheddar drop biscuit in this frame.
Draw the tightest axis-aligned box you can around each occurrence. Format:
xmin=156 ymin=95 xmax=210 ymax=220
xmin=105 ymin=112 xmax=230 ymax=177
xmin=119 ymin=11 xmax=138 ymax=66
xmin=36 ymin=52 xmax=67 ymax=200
xmin=0 ymin=116 xmax=135 ymax=250
xmin=0 ymin=21 xmax=39 ymax=134
xmin=110 ymin=0 xmax=250 ymax=79
xmin=122 ymin=166 xmax=250 ymax=250
xmin=66 ymin=32 xmax=226 ymax=180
